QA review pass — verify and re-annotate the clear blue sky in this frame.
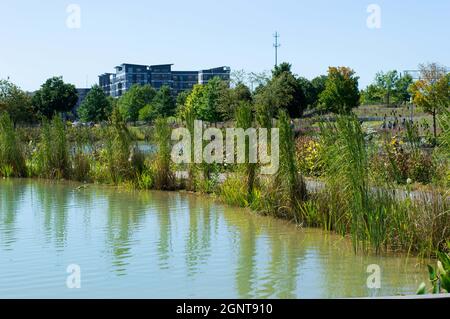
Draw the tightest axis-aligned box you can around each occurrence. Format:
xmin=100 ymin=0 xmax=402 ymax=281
xmin=0 ymin=0 xmax=449 ymax=91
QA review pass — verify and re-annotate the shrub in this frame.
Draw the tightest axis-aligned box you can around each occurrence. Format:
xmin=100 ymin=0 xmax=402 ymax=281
xmin=295 ymin=136 xmax=323 ymax=176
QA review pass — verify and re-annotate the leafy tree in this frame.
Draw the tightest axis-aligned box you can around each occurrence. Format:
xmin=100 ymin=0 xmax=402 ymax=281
xmin=375 ymin=70 xmax=399 ymax=106
xmin=360 ymin=83 xmax=383 ymax=105
xmin=297 ymin=77 xmax=316 ymax=108
xmin=200 ymin=77 xmax=229 ymax=122
xmin=218 ymin=83 xmax=252 ymax=120
xmin=363 ymin=71 xmax=413 ymax=106
xmin=319 ymin=67 xmax=360 ymax=114
xmin=175 ymin=90 xmax=190 ymax=118
xmin=394 ymin=73 xmax=413 ymax=104
xmin=118 ymin=84 xmax=156 ymax=122
xmin=32 ymin=77 xmax=78 ymax=119
xmin=410 ymin=63 xmax=450 ymax=140
xmin=272 ymin=62 xmax=293 ymax=78
xmin=138 ymin=104 xmax=157 ymax=122
xmin=77 ymin=85 xmax=112 ymax=122
xmin=255 ymin=63 xmax=306 ymax=120
xmin=310 ymin=75 xmax=328 ymax=108
xmin=0 ymin=79 xmax=33 ymax=124
xmin=180 ymin=84 xmax=206 ymax=121
xmin=152 ymin=85 xmax=175 ymax=117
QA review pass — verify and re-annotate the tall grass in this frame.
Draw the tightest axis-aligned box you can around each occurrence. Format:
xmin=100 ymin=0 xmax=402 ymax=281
xmin=235 ymin=101 xmax=257 ymax=200
xmin=33 ymin=115 xmax=70 ymax=179
xmin=0 ymin=113 xmax=26 ymax=177
xmin=318 ymin=114 xmax=387 ymax=252
xmin=152 ymin=117 xmax=175 ymax=190
xmin=276 ymin=110 xmax=307 ymax=221
xmin=104 ymin=108 xmax=133 ymax=184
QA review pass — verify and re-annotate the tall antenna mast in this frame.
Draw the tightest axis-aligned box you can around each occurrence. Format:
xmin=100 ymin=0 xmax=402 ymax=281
xmin=273 ymin=32 xmax=281 ymax=67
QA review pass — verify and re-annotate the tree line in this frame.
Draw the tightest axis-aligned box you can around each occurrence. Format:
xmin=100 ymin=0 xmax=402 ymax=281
xmin=1 ymin=62 xmax=448 ymax=127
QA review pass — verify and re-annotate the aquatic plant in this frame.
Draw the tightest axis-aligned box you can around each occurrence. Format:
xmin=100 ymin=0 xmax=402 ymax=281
xmin=0 ymin=113 xmax=26 ymax=177
xmin=104 ymin=108 xmax=133 ymax=184
xmin=33 ymin=115 xmax=70 ymax=179
xmin=417 ymin=243 xmax=450 ymax=294
xmin=235 ymin=101 xmax=257 ymax=200
xmin=275 ymin=109 xmax=307 ymax=222
xmin=152 ymin=117 xmax=175 ymax=190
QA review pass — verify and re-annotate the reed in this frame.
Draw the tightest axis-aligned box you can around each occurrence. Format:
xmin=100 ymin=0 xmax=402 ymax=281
xmin=152 ymin=117 xmax=175 ymax=190
xmin=33 ymin=115 xmax=70 ymax=179
xmin=276 ymin=110 xmax=307 ymax=222
xmin=0 ymin=113 xmax=26 ymax=177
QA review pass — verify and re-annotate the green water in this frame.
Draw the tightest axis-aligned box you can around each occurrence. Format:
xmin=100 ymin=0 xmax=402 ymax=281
xmin=0 ymin=179 xmax=428 ymax=298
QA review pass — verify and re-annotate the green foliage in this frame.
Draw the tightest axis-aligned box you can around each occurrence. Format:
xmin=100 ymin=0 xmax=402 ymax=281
xmin=78 ymin=85 xmax=112 ymax=122
xmin=152 ymin=117 xmax=175 ymax=190
xmin=152 ymin=85 xmax=176 ymax=117
xmin=362 ymin=71 xmax=413 ymax=106
xmin=409 ymin=63 xmax=449 ymax=140
xmin=138 ymin=104 xmax=157 ymax=122
xmin=319 ymin=67 xmax=360 ymax=114
xmin=0 ymin=79 xmax=34 ymax=124
xmin=118 ymin=84 xmax=156 ymax=122
xmin=255 ymin=63 xmax=307 ymax=120
xmin=0 ymin=113 xmax=26 ymax=177
xmin=219 ymin=173 xmax=251 ymax=207
xmin=32 ymin=77 xmax=78 ymax=119
xmin=276 ymin=110 xmax=307 ymax=221
xmin=218 ymin=83 xmax=252 ymax=120
xmin=179 ymin=77 xmax=229 ymax=122
xmin=235 ymin=101 xmax=257 ymax=200
xmin=104 ymin=108 xmax=133 ymax=184
xmin=199 ymin=77 xmax=228 ymax=122
xmin=418 ymin=243 xmax=450 ymax=294
xmin=33 ymin=115 xmax=70 ymax=179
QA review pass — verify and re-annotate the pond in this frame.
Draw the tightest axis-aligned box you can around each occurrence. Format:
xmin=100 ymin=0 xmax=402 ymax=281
xmin=0 ymin=179 xmax=428 ymax=298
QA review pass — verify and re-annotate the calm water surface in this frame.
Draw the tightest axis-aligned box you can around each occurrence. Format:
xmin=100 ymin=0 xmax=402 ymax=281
xmin=0 ymin=179 xmax=428 ymax=298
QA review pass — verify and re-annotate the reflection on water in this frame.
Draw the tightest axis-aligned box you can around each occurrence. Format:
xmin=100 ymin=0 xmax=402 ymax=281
xmin=0 ymin=179 xmax=428 ymax=298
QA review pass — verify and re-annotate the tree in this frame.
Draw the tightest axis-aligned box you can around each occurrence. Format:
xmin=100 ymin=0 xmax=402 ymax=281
xmin=200 ymin=77 xmax=229 ymax=122
xmin=138 ymin=104 xmax=157 ymax=122
xmin=152 ymin=85 xmax=175 ymax=117
xmin=255 ymin=63 xmax=306 ymax=120
xmin=319 ymin=67 xmax=360 ymax=114
xmin=218 ymin=83 xmax=252 ymax=120
xmin=410 ymin=63 xmax=449 ymax=141
xmin=32 ymin=77 xmax=78 ymax=119
xmin=0 ymin=79 xmax=33 ymax=124
xmin=297 ymin=77 xmax=316 ymax=108
xmin=180 ymin=84 xmax=206 ymax=121
xmin=117 ymin=84 xmax=156 ymax=122
xmin=394 ymin=73 xmax=413 ymax=104
xmin=272 ymin=62 xmax=293 ymax=78
xmin=310 ymin=75 xmax=328 ymax=108
xmin=77 ymin=85 xmax=112 ymax=122
xmin=175 ymin=90 xmax=190 ymax=118
xmin=375 ymin=70 xmax=399 ymax=106
xmin=360 ymin=83 xmax=383 ymax=105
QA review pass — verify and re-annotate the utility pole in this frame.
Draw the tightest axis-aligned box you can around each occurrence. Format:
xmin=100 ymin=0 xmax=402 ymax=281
xmin=273 ymin=32 xmax=281 ymax=67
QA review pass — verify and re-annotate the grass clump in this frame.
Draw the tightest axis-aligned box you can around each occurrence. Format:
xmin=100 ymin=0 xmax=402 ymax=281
xmin=0 ymin=113 xmax=26 ymax=177
xmin=32 ymin=115 xmax=70 ymax=179
xmin=152 ymin=117 xmax=175 ymax=190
